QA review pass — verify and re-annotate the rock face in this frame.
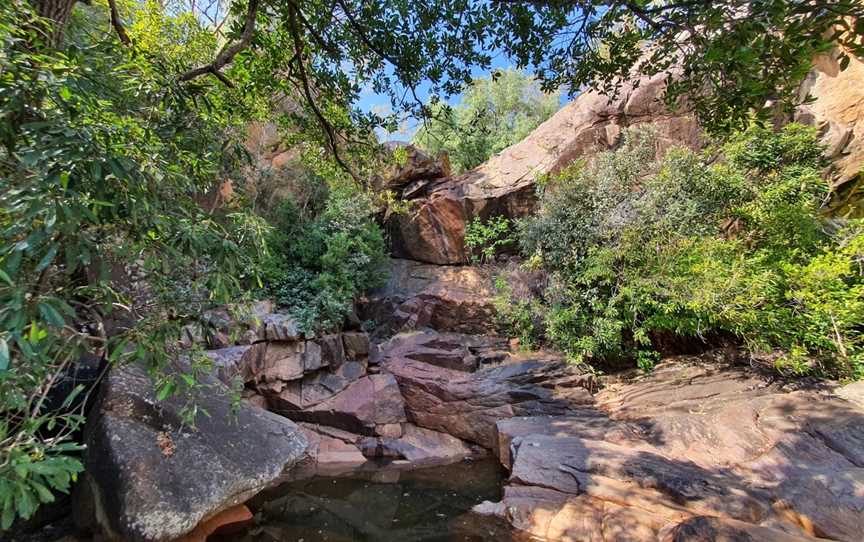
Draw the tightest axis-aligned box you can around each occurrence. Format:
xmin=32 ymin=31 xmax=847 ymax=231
xmin=798 ymin=51 xmax=864 ymax=214
xmin=78 ymin=363 xmax=308 ymax=542
xmin=477 ymin=355 xmax=864 ymax=541
xmin=361 ymin=258 xmax=499 ymax=335
xmin=385 ymin=55 xmax=864 ymax=263
xmin=386 ymin=73 xmax=702 ymax=264
xmin=384 ymin=357 xmax=595 ymax=448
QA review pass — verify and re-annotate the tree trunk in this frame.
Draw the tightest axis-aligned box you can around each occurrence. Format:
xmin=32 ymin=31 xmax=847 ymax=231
xmin=30 ymin=0 xmax=79 ymax=46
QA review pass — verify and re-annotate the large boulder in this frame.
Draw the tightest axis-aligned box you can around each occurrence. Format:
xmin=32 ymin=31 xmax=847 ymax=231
xmin=77 ymin=363 xmax=308 ymax=542
xmin=477 ymin=356 xmax=864 ymax=541
xmin=386 ymin=73 xmax=702 ymax=264
xmin=285 ymin=374 xmax=407 ymax=435
xmin=383 ymin=357 xmax=595 ymax=448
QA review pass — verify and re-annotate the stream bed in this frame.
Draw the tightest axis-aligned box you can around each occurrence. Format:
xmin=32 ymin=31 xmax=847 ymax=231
xmin=211 ymin=459 xmax=517 ymax=542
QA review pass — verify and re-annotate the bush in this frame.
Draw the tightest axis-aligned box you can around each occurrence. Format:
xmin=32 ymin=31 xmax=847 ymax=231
xmin=263 ymin=183 xmax=388 ymax=333
xmin=464 ymin=216 xmax=514 ymax=264
xmin=517 ymin=124 xmax=863 ymax=379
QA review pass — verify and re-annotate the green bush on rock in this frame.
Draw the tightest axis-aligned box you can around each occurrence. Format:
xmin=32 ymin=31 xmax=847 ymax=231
xmin=515 ymin=124 xmax=864 ymax=379
xmin=262 ymin=182 xmax=388 ymax=333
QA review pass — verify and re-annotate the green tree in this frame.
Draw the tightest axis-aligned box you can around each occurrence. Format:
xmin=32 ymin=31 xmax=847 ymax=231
xmin=413 ymin=69 xmax=561 ymax=173
xmin=25 ymin=0 xmax=864 ymax=175
xmin=0 ymin=1 xmax=269 ymax=527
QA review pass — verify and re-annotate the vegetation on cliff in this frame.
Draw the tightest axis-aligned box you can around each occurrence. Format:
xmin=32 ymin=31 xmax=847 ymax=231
xmin=510 ymin=125 xmax=864 ymax=379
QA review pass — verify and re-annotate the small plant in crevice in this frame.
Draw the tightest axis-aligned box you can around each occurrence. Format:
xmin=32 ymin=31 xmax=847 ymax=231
xmin=465 ymin=216 xmax=515 ymax=264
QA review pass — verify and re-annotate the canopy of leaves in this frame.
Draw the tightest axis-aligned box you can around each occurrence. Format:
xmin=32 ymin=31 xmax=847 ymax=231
xmin=413 ymin=68 xmax=560 ymax=173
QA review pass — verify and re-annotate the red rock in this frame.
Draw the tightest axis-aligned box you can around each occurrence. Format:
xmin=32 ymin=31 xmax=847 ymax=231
xmin=173 ymin=504 xmax=253 ymax=542
xmin=383 ymin=357 xmax=594 ymax=448
xmin=288 ymin=374 xmax=407 ymax=434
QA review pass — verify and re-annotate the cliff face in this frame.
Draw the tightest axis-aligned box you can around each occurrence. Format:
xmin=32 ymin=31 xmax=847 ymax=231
xmin=387 ymin=56 xmax=864 ymax=264
xmin=799 ymin=50 xmax=864 ymax=216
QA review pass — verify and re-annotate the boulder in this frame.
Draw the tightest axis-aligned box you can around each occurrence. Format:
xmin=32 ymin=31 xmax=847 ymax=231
xmin=375 ymin=143 xmax=451 ymax=192
xmin=203 ymin=343 xmax=266 ymax=385
xmin=287 ymin=374 xmax=407 ymax=435
xmin=78 ymin=363 xmax=308 ymax=542
xmin=316 ymin=334 xmax=346 ymax=369
xmin=383 ymin=357 xmax=595 ymax=448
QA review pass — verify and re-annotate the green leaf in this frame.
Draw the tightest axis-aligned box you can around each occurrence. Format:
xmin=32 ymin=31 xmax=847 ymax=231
xmin=0 ymin=338 xmax=8 ymax=371
xmin=35 ymin=244 xmax=58 ymax=273
xmin=37 ymin=303 xmax=65 ymax=328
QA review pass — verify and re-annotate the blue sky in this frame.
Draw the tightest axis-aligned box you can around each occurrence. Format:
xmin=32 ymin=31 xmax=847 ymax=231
xmin=356 ymin=51 xmax=532 ymax=142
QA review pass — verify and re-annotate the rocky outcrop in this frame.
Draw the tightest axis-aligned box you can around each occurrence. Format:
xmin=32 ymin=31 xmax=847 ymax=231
xmin=384 ymin=357 xmax=595 ymax=448
xmin=798 ymin=50 xmax=864 ymax=214
xmin=476 ymin=355 xmax=864 ymax=541
xmin=372 ymin=330 xmax=511 ymax=372
xmin=386 ymin=73 xmax=702 ymax=264
xmin=77 ymin=363 xmax=308 ymax=542
xmin=386 ymin=54 xmax=864 ymax=263
xmin=361 ymin=258 xmax=500 ymax=336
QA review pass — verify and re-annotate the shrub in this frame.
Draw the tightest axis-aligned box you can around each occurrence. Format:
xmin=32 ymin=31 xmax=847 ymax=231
xmin=464 ymin=216 xmax=515 ymax=264
xmin=517 ymin=124 xmax=863 ymax=379
xmin=263 ymin=184 xmax=388 ymax=333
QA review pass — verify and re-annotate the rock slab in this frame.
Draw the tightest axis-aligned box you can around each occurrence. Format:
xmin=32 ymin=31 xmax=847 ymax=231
xmin=79 ymin=363 xmax=308 ymax=542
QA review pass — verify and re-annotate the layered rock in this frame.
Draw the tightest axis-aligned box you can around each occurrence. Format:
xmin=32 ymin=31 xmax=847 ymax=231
xmin=477 ymin=355 xmax=864 ymax=541
xmin=361 ymin=258 xmax=499 ymax=335
xmin=77 ymin=363 xmax=308 ymax=542
xmin=384 ymin=357 xmax=595 ymax=448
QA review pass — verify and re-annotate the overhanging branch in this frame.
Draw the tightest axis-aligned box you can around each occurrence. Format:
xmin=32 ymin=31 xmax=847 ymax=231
xmin=179 ymin=0 xmax=260 ymax=84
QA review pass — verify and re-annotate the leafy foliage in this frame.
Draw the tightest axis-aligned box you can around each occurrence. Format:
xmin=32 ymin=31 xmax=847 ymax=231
xmin=262 ymin=182 xmax=388 ymax=333
xmin=414 ymin=69 xmax=560 ymax=173
xmin=0 ymin=1 xmax=270 ymax=526
xmin=517 ymin=125 xmax=864 ymax=379
xmin=464 ymin=215 xmax=515 ymax=264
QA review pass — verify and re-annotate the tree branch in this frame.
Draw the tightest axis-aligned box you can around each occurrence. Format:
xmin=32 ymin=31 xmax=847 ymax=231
xmin=287 ymin=7 xmax=362 ymax=185
xmin=107 ymin=0 xmax=131 ymax=45
xmin=179 ymin=0 xmax=260 ymax=83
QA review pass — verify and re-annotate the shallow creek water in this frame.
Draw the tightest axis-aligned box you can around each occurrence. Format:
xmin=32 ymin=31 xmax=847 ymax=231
xmin=211 ymin=459 xmax=517 ymax=542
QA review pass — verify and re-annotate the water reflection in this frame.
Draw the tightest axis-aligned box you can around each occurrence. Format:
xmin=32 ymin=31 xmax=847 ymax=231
xmin=212 ymin=459 xmax=515 ymax=542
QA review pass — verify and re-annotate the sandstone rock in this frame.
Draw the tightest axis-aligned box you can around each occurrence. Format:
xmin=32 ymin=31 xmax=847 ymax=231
xmin=381 ymin=424 xmax=478 ymax=465
xmin=173 ymin=504 xmax=253 ymax=542
xmin=387 ymin=73 xmax=702 ymax=264
xmin=263 ymin=313 xmax=303 ymax=342
xmin=288 ymin=374 xmax=407 ymax=435
xmin=383 ymin=357 xmax=594 ymax=448
xmin=836 ymin=380 xmax=864 ymax=409
xmin=375 ymin=330 xmax=478 ymax=372
xmin=341 ymin=331 xmax=370 ymax=360
xmin=798 ymin=51 xmax=864 ymax=211
xmin=79 ymin=363 xmax=308 ymax=542
xmin=203 ymin=343 xmax=266 ymax=385
xmin=269 ymin=360 xmax=368 ymax=411
xmin=660 ymin=516 xmax=819 ymax=542
xmin=479 ymin=358 xmax=864 ymax=541
xmin=361 ymin=258 xmax=498 ymax=335
xmin=317 ymin=334 xmax=346 ymax=369
xmin=376 ymin=144 xmax=450 ymax=191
